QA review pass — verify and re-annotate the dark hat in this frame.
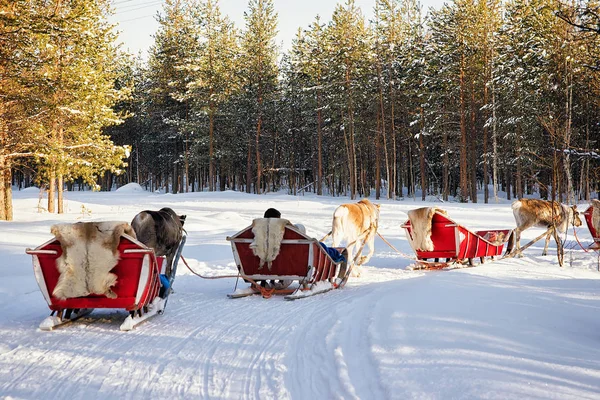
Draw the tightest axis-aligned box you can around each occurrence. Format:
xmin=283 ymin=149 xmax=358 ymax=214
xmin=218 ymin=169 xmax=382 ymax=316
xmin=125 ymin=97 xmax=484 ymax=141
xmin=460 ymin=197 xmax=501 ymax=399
xmin=264 ymin=208 xmax=281 ymax=218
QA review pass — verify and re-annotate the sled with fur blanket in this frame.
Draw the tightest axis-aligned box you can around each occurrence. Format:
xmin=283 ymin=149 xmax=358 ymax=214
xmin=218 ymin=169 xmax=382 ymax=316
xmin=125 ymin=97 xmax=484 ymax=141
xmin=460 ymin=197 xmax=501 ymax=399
xmin=401 ymin=209 xmax=514 ymax=269
xmin=583 ymin=201 xmax=600 ymax=249
xmin=227 ymin=221 xmax=349 ymax=300
xmin=26 ymin=221 xmax=186 ymax=331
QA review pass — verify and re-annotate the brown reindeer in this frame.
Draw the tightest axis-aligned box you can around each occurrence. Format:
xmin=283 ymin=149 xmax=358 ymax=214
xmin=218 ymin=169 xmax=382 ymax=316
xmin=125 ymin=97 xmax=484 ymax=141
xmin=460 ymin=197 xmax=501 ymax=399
xmin=331 ymin=199 xmax=380 ymax=277
xmin=512 ymin=198 xmax=582 ymax=256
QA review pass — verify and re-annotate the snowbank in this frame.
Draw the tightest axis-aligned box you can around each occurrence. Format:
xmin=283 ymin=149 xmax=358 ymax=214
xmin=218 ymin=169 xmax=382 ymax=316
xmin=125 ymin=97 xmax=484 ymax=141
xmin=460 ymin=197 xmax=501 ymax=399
xmin=115 ymin=182 xmax=145 ymax=193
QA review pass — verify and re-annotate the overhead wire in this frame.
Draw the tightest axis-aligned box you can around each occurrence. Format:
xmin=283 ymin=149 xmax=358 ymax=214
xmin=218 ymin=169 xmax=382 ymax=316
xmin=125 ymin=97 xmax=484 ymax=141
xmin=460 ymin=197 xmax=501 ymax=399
xmin=114 ymin=1 xmax=163 ymax=15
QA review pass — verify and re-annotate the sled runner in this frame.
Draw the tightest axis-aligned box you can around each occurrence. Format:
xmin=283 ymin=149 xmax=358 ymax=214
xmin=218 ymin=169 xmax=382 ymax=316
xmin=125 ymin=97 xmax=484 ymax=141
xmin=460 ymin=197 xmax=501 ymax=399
xmin=227 ymin=222 xmax=349 ymax=300
xmin=26 ymin=226 xmax=186 ymax=331
xmin=401 ymin=210 xmax=514 ymax=269
xmin=583 ymin=204 xmax=600 ymax=249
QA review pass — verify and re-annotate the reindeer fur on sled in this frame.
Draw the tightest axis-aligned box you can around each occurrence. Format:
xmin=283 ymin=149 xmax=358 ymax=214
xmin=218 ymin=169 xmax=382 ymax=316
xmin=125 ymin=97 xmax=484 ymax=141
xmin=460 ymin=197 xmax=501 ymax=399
xmin=51 ymin=221 xmax=136 ymax=300
xmin=592 ymin=199 xmax=600 ymax=236
xmin=249 ymin=218 xmax=290 ymax=270
xmin=407 ymin=207 xmax=447 ymax=252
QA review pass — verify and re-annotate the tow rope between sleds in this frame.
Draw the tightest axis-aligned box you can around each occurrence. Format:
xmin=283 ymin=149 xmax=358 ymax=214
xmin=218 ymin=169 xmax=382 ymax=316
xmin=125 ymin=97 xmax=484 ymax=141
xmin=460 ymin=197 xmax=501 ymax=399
xmin=179 ymin=255 xmax=284 ymax=298
xmin=572 ymin=226 xmax=598 ymax=253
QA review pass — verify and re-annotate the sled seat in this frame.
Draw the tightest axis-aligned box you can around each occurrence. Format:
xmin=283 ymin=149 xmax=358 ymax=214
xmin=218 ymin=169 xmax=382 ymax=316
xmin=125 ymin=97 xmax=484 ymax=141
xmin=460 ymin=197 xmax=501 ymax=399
xmin=26 ymin=232 xmax=168 ymax=330
xmin=402 ymin=211 xmax=513 ymax=268
xmin=227 ymin=224 xmax=349 ymax=299
xmin=583 ymin=205 xmax=600 ymax=248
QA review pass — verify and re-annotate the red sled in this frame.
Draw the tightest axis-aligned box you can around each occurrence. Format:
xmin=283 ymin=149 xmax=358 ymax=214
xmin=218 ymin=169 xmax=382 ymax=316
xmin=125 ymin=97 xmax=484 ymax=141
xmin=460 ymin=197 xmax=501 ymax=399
xmin=401 ymin=210 xmax=514 ymax=269
xmin=583 ymin=205 xmax=600 ymax=249
xmin=227 ymin=224 xmax=349 ymax=300
xmin=26 ymin=232 xmax=184 ymax=331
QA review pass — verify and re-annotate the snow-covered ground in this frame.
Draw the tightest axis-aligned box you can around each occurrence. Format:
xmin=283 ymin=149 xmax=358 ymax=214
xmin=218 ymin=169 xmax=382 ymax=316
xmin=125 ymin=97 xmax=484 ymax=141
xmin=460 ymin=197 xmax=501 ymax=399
xmin=1 ymin=186 xmax=600 ymax=399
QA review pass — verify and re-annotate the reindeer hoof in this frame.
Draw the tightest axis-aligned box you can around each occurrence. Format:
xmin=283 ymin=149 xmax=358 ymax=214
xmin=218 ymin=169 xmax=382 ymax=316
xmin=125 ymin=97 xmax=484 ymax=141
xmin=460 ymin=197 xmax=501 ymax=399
xmin=541 ymin=252 xmax=547 ymax=256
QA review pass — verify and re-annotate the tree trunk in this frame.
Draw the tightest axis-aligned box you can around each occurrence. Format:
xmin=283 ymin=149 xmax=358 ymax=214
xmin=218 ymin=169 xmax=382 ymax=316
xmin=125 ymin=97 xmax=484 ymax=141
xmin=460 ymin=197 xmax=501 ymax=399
xmin=57 ymin=174 xmax=64 ymax=214
xmin=419 ymin=107 xmax=426 ymax=201
xmin=375 ymin=110 xmax=381 ymax=200
xmin=443 ymin=130 xmax=449 ymax=201
xmin=256 ymin=112 xmax=262 ymax=195
xmin=316 ymin=89 xmax=323 ymax=195
xmin=246 ymin=135 xmax=252 ymax=194
xmin=209 ymin=96 xmax=215 ymax=192
xmin=516 ymin=123 xmax=523 ymax=199
xmin=173 ymin=162 xmax=178 ymax=194
xmin=388 ymin=60 xmax=397 ymax=200
xmin=377 ymin=62 xmax=390 ymax=199
xmin=459 ymin=54 xmax=468 ymax=202
xmin=346 ymin=67 xmax=357 ymax=200
xmin=491 ymin=66 xmax=499 ymax=203
xmin=470 ymin=81 xmax=477 ymax=203
xmin=563 ymin=59 xmax=574 ymax=203
xmin=0 ymin=156 xmax=13 ymax=221
xmin=48 ymin=168 xmax=56 ymax=213
xmin=483 ymin=83 xmax=489 ymax=204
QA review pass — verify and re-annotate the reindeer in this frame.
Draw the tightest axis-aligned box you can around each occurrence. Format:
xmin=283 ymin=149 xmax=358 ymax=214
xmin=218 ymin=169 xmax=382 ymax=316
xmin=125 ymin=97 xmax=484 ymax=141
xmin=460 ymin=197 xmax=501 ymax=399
xmin=331 ymin=199 xmax=380 ymax=277
xmin=131 ymin=207 xmax=186 ymax=276
xmin=511 ymin=199 xmax=582 ymax=258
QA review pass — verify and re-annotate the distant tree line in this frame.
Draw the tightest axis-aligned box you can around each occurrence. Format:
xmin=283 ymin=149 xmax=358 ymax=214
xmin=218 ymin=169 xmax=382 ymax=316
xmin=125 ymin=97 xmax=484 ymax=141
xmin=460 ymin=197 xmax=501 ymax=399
xmin=2 ymin=0 xmax=600 ymax=222
xmin=112 ymin=0 xmax=599 ymax=204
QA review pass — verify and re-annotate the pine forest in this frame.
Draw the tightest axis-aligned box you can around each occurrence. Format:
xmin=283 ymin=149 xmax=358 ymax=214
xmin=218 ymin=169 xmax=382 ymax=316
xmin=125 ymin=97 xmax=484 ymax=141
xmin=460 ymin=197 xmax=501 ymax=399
xmin=1 ymin=0 xmax=599 ymax=221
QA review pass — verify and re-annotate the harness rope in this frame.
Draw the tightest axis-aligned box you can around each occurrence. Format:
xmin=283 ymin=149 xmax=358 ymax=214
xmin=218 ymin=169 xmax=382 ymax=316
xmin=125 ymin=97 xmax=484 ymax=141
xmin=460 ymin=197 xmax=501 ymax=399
xmin=179 ymin=255 xmax=282 ymax=298
xmin=572 ymin=225 xmax=598 ymax=253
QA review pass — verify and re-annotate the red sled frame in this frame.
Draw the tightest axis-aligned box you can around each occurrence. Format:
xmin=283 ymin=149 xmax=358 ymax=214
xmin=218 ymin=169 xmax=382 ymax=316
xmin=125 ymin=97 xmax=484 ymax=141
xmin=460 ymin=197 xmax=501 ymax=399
xmin=401 ymin=211 xmax=514 ymax=269
xmin=227 ymin=224 xmax=349 ymax=300
xmin=583 ymin=205 xmax=600 ymax=249
xmin=26 ymin=234 xmax=167 ymax=331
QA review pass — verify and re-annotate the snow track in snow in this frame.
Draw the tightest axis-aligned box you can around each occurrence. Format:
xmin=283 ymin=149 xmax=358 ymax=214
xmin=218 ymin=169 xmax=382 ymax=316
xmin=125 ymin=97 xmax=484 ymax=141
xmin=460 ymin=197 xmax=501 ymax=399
xmin=2 ymin=191 xmax=600 ymax=399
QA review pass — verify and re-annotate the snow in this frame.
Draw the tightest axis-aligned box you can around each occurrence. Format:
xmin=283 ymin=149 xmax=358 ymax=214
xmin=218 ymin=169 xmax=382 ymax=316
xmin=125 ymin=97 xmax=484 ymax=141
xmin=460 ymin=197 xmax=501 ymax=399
xmin=1 ymin=189 xmax=600 ymax=399
xmin=115 ymin=182 xmax=145 ymax=193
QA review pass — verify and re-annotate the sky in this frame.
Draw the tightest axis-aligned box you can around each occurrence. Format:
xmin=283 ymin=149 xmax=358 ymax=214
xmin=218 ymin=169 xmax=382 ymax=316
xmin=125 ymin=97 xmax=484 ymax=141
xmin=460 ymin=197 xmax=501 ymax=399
xmin=108 ymin=0 xmax=447 ymax=59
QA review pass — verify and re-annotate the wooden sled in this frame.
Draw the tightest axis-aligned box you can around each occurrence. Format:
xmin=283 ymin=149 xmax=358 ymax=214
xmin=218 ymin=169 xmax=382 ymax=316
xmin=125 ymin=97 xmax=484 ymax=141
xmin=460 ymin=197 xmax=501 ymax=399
xmin=227 ymin=224 xmax=349 ymax=300
xmin=401 ymin=211 xmax=514 ymax=270
xmin=26 ymin=230 xmax=185 ymax=331
xmin=583 ymin=205 xmax=600 ymax=250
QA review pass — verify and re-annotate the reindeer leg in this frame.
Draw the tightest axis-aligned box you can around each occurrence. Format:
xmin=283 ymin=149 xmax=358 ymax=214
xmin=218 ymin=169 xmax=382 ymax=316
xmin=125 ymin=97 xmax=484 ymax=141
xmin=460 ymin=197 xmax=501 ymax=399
xmin=542 ymin=231 xmax=552 ymax=256
xmin=359 ymin=231 xmax=376 ymax=266
xmin=347 ymin=243 xmax=360 ymax=277
xmin=552 ymin=227 xmax=564 ymax=267
xmin=515 ymin=228 xmax=522 ymax=257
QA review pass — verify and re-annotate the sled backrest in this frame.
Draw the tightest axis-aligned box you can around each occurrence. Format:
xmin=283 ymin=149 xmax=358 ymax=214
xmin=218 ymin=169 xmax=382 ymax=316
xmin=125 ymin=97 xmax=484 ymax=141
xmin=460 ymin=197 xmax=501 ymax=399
xmin=27 ymin=235 xmax=160 ymax=310
xmin=403 ymin=211 xmax=460 ymax=259
xmin=583 ymin=205 xmax=599 ymax=240
xmin=228 ymin=225 xmax=335 ymax=280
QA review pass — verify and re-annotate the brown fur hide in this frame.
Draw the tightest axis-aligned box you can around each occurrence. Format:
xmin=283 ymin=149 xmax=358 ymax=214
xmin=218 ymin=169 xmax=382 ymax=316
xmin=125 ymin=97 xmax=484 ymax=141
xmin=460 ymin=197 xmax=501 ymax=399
xmin=591 ymin=199 xmax=600 ymax=235
xmin=407 ymin=207 xmax=446 ymax=251
xmin=51 ymin=221 xmax=136 ymax=300
xmin=249 ymin=218 xmax=290 ymax=269
xmin=482 ymin=231 xmax=507 ymax=245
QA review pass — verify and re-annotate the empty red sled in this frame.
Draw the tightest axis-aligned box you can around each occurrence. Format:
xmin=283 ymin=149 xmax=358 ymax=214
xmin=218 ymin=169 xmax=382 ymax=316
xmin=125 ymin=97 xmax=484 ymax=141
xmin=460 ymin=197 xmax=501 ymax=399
xmin=227 ymin=224 xmax=349 ymax=300
xmin=26 ymin=233 xmax=178 ymax=331
xmin=401 ymin=210 xmax=514 ymax=269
